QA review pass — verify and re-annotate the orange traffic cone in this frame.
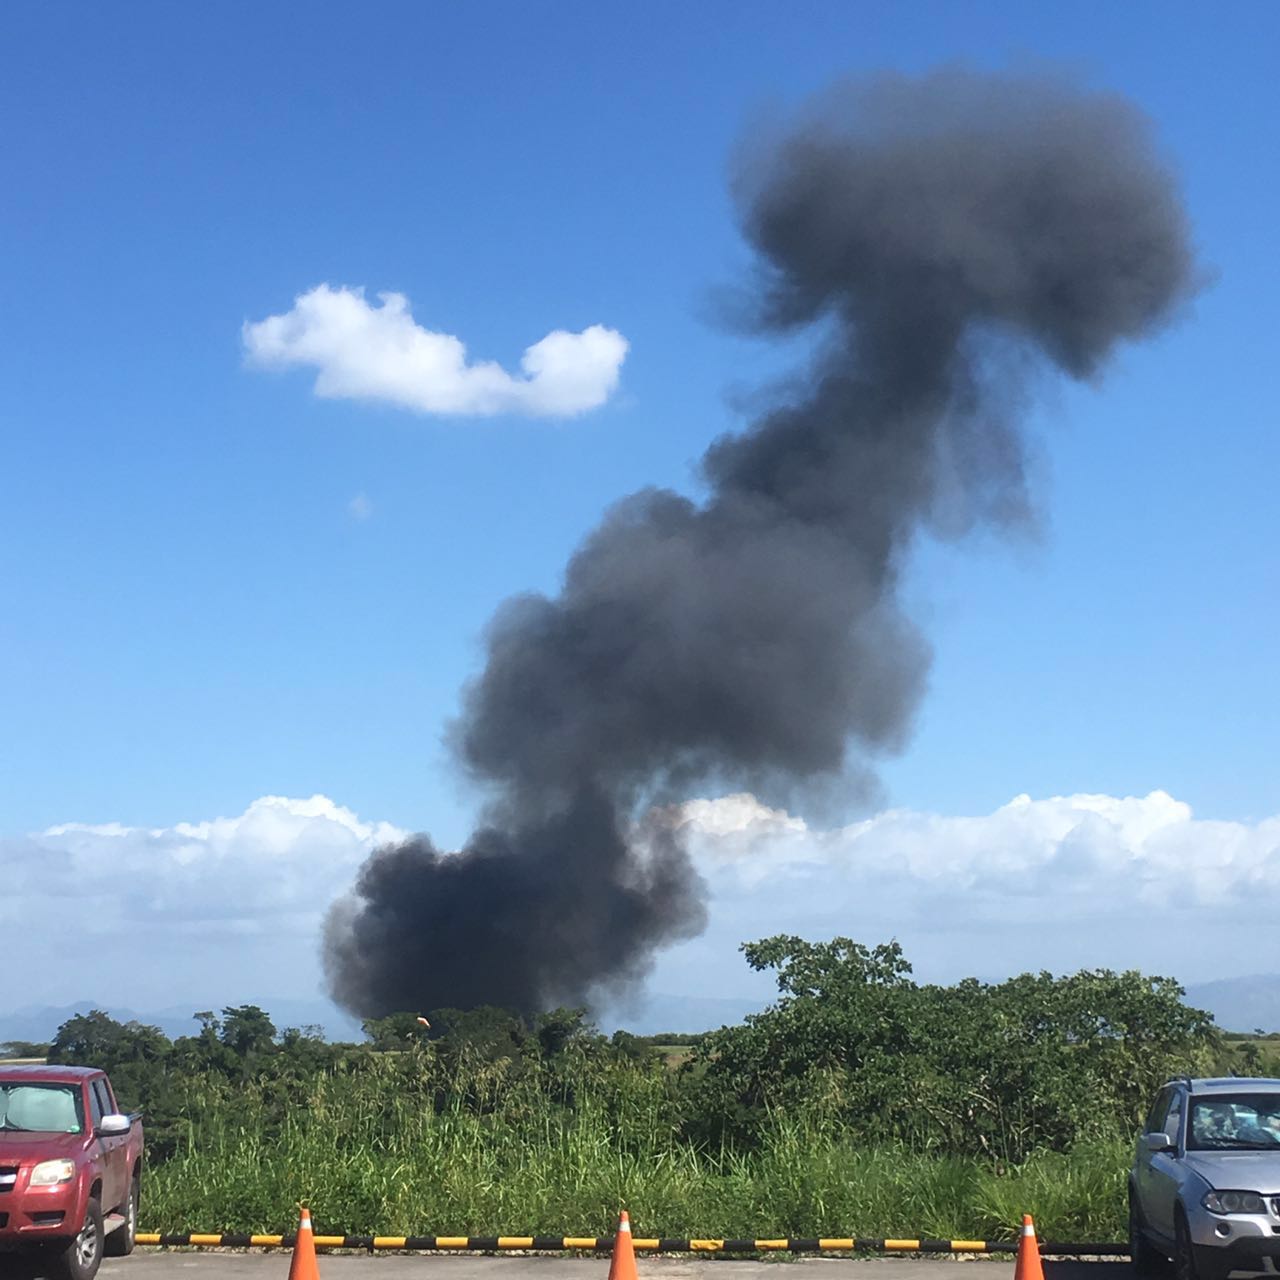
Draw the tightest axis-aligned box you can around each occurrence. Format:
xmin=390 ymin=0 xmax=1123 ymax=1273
xmin=607 ymin=1211 xmax=638 ymax=1280
xmin=288 ymin=1207 xmax=320 ymax=1280
xmin=1014 ymin=1214 xmax=1045 ymax=1280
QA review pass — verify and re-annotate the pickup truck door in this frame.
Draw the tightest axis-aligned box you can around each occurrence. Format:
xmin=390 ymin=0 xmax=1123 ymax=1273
xmin=88 ymin=1078 xmax=127 ymax=1212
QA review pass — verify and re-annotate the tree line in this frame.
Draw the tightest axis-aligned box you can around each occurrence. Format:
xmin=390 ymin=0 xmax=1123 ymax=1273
xmin=13 ymin=936 xmax=1261 ymax=1166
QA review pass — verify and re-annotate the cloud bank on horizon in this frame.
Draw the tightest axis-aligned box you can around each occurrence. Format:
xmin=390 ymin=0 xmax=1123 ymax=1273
xmin=243 ymin=284 xmax=629 ymax=418
xmin=8 ymin=796 xmax=407 ymax=937
xmin=675 ymin=790 xmax=1280 ymax=913
xmin=8 ymin=789 xmax=1278 ymax=989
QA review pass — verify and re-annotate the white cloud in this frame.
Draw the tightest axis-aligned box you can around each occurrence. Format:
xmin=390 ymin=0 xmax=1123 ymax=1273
xmin=10 ymin=787 xmax=1279 ymax=1010
xmin=243 ymin=285 xmax=629 ymax=418
xmin=632 ymin=789 xmax=1280 ymax=999
xmin=11 ymin=795 xmax=407 ymax=935
xmin=347 ymin=491 xmax=373 ymax=521
xmin=674 ymin=788 xmax=1280 ymax=913
xmin=21 ymin=788 xmax=1280 ymax=935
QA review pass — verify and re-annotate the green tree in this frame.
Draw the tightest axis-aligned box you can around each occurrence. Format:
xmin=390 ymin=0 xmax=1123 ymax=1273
xmin=534 ymin=1007 xmax=594 ymax=1058
xmin=47 ymin=1011 xmax=174 ymax=1114
xmin=428 ymin=1006 xmax=528 ymax=1062
xmin=362 ymin=1012 xmax=429 ymax=1050
xmin=49 ymin=1011 xmax=169 ymax=1071
xmin=0 ymin=1040 xmax=50 ymax=1059
xmin=48 ymin=1010 xmax=126 ymax=1066
xmin=688 ymin=935 xmax=1217 ymax=1160
xmin=219 ymin=1005 xmax=277 ymax=1058
xmin=609 ymin=1030 xmax=658 ymax=1063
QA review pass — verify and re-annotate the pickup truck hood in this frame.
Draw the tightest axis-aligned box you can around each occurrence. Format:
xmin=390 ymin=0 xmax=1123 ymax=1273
xmin=0 ymin=1130 xmax=89 ymax=1165
xmin=1184 ymin=1150 xmax=1280 ymax=1192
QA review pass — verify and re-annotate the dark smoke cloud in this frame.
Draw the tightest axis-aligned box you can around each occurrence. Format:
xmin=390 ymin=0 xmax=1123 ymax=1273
xmin=324 ymin=68 xmax=1198 ymax=1018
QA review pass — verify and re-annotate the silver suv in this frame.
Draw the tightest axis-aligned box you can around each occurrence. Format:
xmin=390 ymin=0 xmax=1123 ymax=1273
xmin=1131 ymin=1077 xmax=1280 ymax=1280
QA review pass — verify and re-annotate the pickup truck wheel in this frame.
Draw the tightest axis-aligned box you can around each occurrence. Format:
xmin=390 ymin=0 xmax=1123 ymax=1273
xmin=104 ymin=1176 xmax=138 ymax=1256
xmin=51 ymin=1196 xmax=103 ymax=1280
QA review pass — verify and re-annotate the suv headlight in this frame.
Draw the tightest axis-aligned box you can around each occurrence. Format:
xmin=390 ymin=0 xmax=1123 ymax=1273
xmin=1203 ymin=1191 xmax=1267 ymax=1215
xmin=29 ymin=1159 xmax=75 ymax=1186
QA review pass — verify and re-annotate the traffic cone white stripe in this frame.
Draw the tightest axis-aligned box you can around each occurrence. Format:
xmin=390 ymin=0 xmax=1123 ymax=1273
xmin=289 ymin=1206 xmax=320 ymax=1280
xmin=607 ymin=1211 xmax=638 ymax=1280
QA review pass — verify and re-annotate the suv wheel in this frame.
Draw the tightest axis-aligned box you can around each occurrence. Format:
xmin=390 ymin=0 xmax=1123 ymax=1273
xmin=51 ymin=1195 xmax=103 ymax=1280
xmin=1174 ymin=1207 xmax=1228 ymax=1280
xmin=1173 ymin=1210 xmax=1197 ymax=1280
xmin=105 ymin=1175 xmax=139 ymax=1256
xmin=1130 ymin=1188 xmax=1166 ymax=1274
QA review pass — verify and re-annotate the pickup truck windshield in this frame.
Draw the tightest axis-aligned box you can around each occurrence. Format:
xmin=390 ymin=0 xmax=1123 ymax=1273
xmin=0 ymin=1084 xmax=83 ymax=1134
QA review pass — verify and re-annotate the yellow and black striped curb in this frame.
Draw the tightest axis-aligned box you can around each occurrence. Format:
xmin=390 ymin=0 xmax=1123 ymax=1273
xmin=135 ymin=1233 xmax=1128 ymax=1255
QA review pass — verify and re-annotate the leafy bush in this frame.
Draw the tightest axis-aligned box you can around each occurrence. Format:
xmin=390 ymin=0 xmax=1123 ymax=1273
xmin=43 ymin=937 xmax=1222 ymax=1236
xmin=687 ymin=937 xmax=1218 ymax=1161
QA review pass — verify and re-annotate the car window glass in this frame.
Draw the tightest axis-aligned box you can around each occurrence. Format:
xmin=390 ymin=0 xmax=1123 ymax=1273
xmin=1 ymin=1084 xmax=83 ymax=1133
xmin=1188 ymin=1093 xmax=1280 ymax=1150
xmin=1146 ymin=1087 xmax=1172 ymax=1134
xmin=1163 ymin=1094 xmax=1183 ymax=1144
xmin=88 ymin=1082 xmax=103 ymax=1125
xmin=92 ymin=1080 xmax=112 ymax=1118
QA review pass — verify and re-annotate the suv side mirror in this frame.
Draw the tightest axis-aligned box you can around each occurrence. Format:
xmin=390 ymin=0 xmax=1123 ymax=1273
xmin=96 ymin=1113 xmax=131 ymax=1137
xmin=1143 ymin=1131 xmax=1176 ymax=1154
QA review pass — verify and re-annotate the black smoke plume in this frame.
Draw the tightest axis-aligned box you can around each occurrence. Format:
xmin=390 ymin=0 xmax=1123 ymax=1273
xmin=324 ymin=69 xmax=1197 ymax=1018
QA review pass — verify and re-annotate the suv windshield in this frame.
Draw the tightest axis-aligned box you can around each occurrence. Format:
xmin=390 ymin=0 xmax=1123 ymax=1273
xmin=0 ymin=1083 xmax=84 ymax=1134
xmin=1188 ymin=1093 xmax=1280 ymax=1151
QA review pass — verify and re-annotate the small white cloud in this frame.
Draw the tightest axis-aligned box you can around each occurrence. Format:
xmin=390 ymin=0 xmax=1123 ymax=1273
xmin=348 ymin=491 xmax=373 ymax=521
xmin=243 ymin=285 xmax=629 ymax=419
xmin=676 ymin=792 xmax=808 ymax=840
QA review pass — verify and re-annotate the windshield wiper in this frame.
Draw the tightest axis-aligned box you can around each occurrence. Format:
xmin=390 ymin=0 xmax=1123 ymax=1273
xmin=0 ymin=1123 xmax=32 ymax=1132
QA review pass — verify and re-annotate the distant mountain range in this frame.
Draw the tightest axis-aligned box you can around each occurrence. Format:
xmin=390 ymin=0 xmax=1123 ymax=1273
xmin=0 ymin=991 xmax=764 ymax=1048
xmin=598 ymin=993 xmax=764 ymax=1037
xmin=2 ymin=978 xmax=1271 ymax=1049
xmin=1183 ymin=977 xmax=1280 ymax=1036
xmin=0 ymin=999 xmax=365 ymax=1046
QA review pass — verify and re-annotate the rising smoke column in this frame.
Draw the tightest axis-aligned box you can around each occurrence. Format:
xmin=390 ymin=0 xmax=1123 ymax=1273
xmin=324 ymin=69 xmax=1198 ymax=1018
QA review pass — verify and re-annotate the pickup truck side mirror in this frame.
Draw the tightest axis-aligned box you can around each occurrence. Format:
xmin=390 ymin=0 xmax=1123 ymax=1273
xmin=96 ymin=1113 xmax=131 ymax=1137
xmin=1143 ymin=1131 xmax=1176 ymax=1154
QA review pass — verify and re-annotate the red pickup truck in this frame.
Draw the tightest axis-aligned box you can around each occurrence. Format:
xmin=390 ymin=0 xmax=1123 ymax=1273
xmin=0 ymin=1064 xmax=142 ymax=1280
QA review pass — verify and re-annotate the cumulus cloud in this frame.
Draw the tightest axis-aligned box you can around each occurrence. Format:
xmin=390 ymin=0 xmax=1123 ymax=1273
xmin=10 ymin=788 xmax=1277 ymax=1010
xmin=8 ymin=795 xmax=407 ymax=935
xmin=19 ymin=789 xmax=1279 ymax=934
xmin=625 ymin=789 xmax=1280 ymax=1000
xmin=673 ymin=789 xmax=1280 ymax=914
xmin=243 ymin=285 xmax=629 ymax=418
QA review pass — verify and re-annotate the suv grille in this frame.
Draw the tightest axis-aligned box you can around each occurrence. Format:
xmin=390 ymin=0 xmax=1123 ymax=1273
xmin=0 ymin=1167 xmax=15 ymax=1191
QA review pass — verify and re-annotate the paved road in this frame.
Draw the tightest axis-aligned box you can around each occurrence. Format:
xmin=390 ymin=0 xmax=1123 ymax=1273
xmin=0 ymin=1256 xmax=1132 ymax=1280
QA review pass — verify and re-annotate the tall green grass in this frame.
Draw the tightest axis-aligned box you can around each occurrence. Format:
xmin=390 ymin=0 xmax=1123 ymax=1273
xmin=140 ymin=1051 xmax=1130 ymax=1240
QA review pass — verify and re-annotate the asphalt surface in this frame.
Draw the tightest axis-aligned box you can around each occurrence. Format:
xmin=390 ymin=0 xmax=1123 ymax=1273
xmin=0 ymin=1257 xmax=1132 ymax=1280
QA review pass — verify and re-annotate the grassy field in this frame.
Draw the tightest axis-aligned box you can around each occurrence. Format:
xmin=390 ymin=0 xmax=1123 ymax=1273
xmin=139 ymin=1055 xmax=1129 ymax=1241
xmin=27 ymin=967 xmax=1250 ymax=1244
xmin=649 ymin=1044 xmax=696 ymax=1068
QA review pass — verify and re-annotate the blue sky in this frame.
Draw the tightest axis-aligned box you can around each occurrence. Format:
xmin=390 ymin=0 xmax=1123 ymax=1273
xmin=2 ymin=2 xmax=1277 ymax=1012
